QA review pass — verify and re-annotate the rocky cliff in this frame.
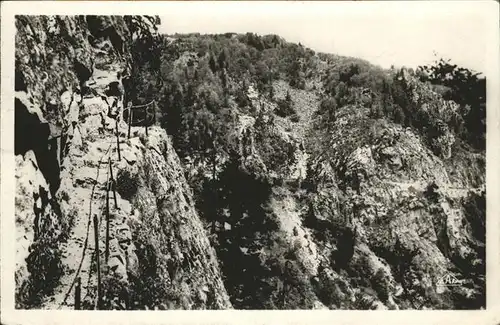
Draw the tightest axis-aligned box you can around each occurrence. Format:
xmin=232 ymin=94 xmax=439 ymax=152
xmin=15 ymin=15 xmax=230 ymax=310
xmin=303 ymin=103 xmax=485 ymax=309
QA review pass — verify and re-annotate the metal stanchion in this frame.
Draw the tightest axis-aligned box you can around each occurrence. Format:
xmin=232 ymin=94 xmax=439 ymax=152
xmin=115 ymin=119 xmax=121 ymax=161
xmin=127 ymin=103 xmax=132 ymax=139
xmin=74 ymin=277 xmax=81 ymax=310
xmin=93 ymin=214 xmax=102 ymax=309
xmin=105 ymin=180 xmax=110 ymax=263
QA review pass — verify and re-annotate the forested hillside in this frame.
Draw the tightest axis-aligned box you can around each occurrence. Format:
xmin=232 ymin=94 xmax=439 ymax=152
xmin=15 ymin=15 xmax=485 ymax=310
xmin=124 ymin=27 xmax=486 ymax=309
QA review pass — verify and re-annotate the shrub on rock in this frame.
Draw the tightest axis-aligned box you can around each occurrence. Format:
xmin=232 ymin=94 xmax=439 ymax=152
xmin=116 ymin=169 xmax=139 ymax=200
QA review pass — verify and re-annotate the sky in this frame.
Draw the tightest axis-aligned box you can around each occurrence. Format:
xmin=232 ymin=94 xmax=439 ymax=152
xmin=158 ymin=1 xmax=497 ymax=75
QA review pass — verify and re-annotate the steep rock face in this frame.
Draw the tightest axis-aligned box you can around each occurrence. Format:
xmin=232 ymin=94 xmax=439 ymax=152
xmin=15 ymin=150 xmax=63 ymax=307
xmin=126 ymin=128 xmax=232 ymax=309
xmin=304 ymin=104 xmax=485 ymax=309
xmin=14 ymin=96 xmax=61 ymax=194
xmin=16 ymin=16 xmax=130 ymax=114
xmin=17 ymin=16 xmax=91 ymax=118
xmin=396 ymin=68 xmax=461 ymax=160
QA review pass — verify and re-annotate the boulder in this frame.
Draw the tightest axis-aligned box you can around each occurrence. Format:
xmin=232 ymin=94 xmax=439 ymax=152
xmin=73 ymin=126 xmax=83 ymax=147
xmin=125 ymin=244 xmax=139 ymax=276
xmin=108 ymin=238 xmax=124 ymax=259
xmin=108 ymin=256 xmax=128 ymax=282
xmin=115 ymin=224 xmax=132 ymax=246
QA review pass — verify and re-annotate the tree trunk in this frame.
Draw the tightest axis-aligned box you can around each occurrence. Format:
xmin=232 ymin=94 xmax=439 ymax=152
xmin=212 ymin=145 xmax=217 ymax=181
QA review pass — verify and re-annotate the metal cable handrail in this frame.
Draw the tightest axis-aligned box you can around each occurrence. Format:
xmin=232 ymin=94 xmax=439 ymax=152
xmin=130 ymin=115 xmax=154 ymax=124
xmin=124 ymin=101 xmax=156 ymax=133
xmin=57 ymin=137 xmax=113 ymax=309
xmin=58 ymin=89 xmax=157 ymax=309
xmin=84 ymin=157 xmax=112 ymax=308
xmin=125 ymin=100 xmax=155 ymax=110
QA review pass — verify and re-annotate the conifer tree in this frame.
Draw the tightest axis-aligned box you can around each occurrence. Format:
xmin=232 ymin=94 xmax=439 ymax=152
xmin=209 ymin=54 xmax=217 ymax=73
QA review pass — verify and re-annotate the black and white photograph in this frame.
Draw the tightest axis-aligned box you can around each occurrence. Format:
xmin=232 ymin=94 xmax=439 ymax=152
xmin=1 ymin=0 xmax=499 ymax=322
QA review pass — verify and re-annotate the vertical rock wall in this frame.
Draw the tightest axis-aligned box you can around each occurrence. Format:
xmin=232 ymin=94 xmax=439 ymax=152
xmin=127 ymin=128 xmax=232 ymax=309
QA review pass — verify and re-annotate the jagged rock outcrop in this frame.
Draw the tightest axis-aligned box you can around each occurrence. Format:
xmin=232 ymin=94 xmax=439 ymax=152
xmin=15 ymin=150 xmax=62 ymax=307
xmin=302 ymin=103 xmax=485 ymax=309
xmin=17 ymin=16 xmax=91 ymax=119
xmin=397 ymin=68 xmax=460 ymax=159
xmin=125 ymin=128 xmax=232 ymax=309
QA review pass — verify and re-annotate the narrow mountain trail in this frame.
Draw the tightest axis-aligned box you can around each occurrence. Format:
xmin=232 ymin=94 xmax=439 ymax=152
xmin=39 ymin=61 xmax=140 ymax=309
xmin=382 ymin=180 xmax=482 ymax=199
